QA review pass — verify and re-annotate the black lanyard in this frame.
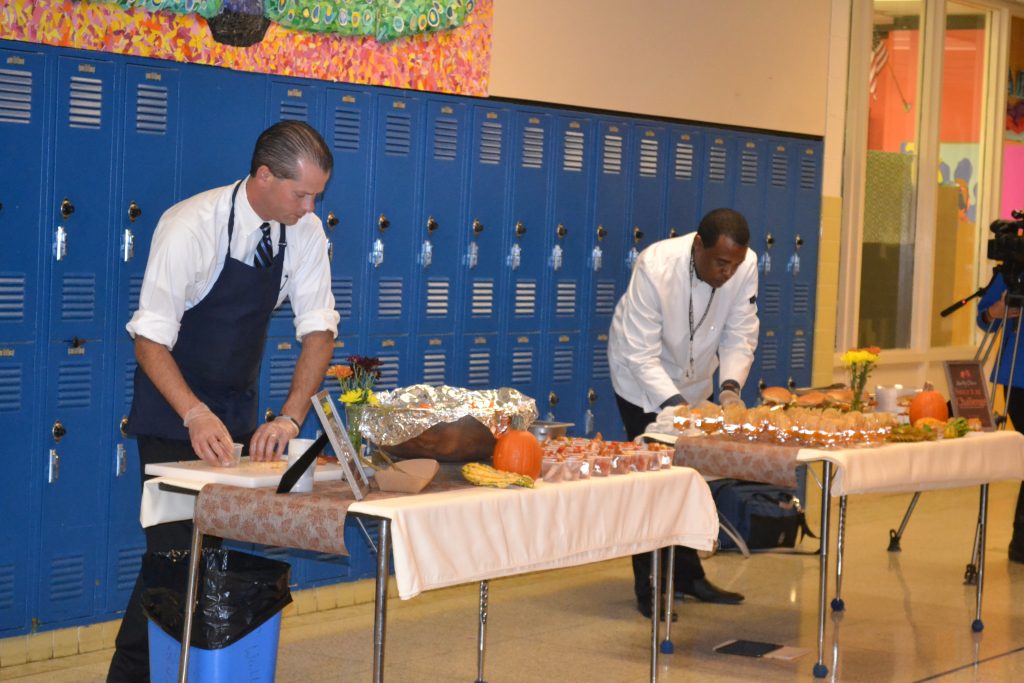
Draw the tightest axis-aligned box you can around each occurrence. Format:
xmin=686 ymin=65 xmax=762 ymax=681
xmin=687 ymin=252 xmax=716 ymax=378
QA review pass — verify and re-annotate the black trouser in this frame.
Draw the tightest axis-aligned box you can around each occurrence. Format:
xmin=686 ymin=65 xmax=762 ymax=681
xmin=107 ymin=436 xmax=226 ymax=683
xmin=1003 ymin=387 xmax=1024 ymax=551
xmin=614 ymin=393 xmax=705 ymax=603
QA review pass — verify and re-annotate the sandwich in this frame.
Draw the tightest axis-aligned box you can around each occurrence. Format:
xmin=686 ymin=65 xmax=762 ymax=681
xmin=761 ymin=386 xmax=794 ymax=406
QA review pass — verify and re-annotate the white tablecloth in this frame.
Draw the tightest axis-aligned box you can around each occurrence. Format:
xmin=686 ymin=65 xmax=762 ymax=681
xmin=141 ymin=477 xmax=205 ymax=528
xmin=795 ymin=431 xmax=1024 ymax=496
xmin=348 ymin=467 xmax=718 ymax=599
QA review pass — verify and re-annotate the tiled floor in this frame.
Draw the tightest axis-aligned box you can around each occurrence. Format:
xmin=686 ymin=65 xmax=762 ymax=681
xmin=4 ymin=479 xmax=1024 ymax=681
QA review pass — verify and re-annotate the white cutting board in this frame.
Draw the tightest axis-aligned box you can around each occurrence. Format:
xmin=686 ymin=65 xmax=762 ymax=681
xmin=145 ymin=457 xmax=344 ymax=488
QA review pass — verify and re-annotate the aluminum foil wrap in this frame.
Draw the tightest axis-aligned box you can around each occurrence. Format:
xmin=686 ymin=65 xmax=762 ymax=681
xmin=358 ymin=385 xmax=538 ymax=461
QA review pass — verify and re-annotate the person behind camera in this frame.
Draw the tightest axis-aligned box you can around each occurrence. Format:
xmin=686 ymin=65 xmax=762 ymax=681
xmin=977 ymin=272 xmax=1024 ymax=564
xmin=608 ymin=207 xmax=758 ymax=617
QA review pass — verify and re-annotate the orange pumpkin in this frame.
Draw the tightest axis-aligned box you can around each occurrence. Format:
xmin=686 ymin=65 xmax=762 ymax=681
xmin=493 ymin=426 xmax=543 ymax=479
xmin=908 ymin=385 xmax=949 ymax=425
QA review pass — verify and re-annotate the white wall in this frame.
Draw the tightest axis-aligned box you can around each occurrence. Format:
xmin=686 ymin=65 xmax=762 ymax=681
xmin=489 ymin=0 xmax=832 ymax=136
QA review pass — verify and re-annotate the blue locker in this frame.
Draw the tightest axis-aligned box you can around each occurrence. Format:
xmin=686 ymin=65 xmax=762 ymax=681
xmin=0 ymin=343 xmax=38 ymax=632
xmin=546 ymin=115 xmax=592 ymax=333
xmin=38 ymin=342 xmax=107 ymax=624
xmin=785 ymin=141 xmax=822 ymax=389
xmin=625 ymin=123 xmax=667 ymax=267
xmin=0 ymin=47 xmax=48 ymax=344
xmin=366 ymin=334 xmax=409 ymax=391
xmin=366 ymin=94 xmax=422 ymax=335
xmin=587 ymin=120 xmax=630 ymax=328
xmin=505 ymin=332 xmax=542 ymax=406
xmin=105 ymin=62 xmax=181 ymax=614
xmin=582 ymin=330 xmax=625 ymax=441
xmin=460 ymin=332 xmax=498 ymax=389
xmin=260 ymin=337 xmax=302 ymax=427
xmin=323 ymin=86 xmax=374 ymax=342
xmin=416 ymin=97 xmax=468 ymax=338
xmin=414 ymin=334 xmax=454 ymax=387
xmin=700 ymin=131 xmax=735 ymax=215
xmin=540 ymin=331 xmax=582 ymax=426
xmin=664 ymin=126 xmax=704 ymax=238
xmin=461 ymin=106 xmax=511 ymax=336
xmin=733 ymin=135 xmax=767 ymax=244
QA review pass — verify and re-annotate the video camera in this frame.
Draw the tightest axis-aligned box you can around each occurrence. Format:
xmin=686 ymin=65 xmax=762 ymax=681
xmin=988 ymin=210 xmax=1024 ymax=297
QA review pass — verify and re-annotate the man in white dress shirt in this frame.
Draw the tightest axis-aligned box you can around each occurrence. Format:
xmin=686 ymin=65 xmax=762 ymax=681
xmin=608 ymin=207 xmax=758 ymax=617
xmin=108 ymin=121 xmax=339 ymax=681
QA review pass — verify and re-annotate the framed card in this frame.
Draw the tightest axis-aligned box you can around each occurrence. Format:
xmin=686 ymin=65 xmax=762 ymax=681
xmin=311 ymin=390 xmax=370 ymax=500
xmin=943 ymin=360 xmax=996 ymax=430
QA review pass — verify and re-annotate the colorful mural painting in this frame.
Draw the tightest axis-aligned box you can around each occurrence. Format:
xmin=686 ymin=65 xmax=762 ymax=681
xmin=0 ymin=0 xmax=491 ymax=96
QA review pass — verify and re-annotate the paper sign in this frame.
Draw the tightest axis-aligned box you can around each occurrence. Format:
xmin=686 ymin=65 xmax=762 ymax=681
xmin=943 ymin=360 xmax=996 ymax=430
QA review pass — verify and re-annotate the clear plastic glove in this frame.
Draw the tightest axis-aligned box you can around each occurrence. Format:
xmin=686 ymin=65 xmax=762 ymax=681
xmin=646 ymin=404 xmax=686 ymax=435
xmin=248 ymin=416 xmax=300 ymax=462
xmin=719 ymin=388 xmax=745 ymax=409
xmin=184 ymin=402 xmax=235 ymax=467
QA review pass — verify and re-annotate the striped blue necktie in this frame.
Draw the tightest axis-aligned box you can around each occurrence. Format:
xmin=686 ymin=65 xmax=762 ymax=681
xmin=254 ymin=222 xmax=273 ymax=268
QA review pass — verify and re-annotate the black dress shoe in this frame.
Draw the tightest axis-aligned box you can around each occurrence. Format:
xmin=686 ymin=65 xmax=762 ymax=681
xmin=675 ymin=578 xmax=744 ymax=604
xmin=1009 ymin=544 xmax=1024 ymax=564
xmin=636 ymin=598 xmax=679 ymax=621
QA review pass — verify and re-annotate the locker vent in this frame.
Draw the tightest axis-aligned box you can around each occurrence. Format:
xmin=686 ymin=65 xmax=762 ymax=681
xmin=376 ymin=354 xmax=400 ymax=390
xmin=124 ymin=359 xmax=136 ymax=408
xmin=761 ymin=283 xmax=781 ymax=316
xmin=594 ymin=280 xmax=616 ymax=317
xmin=117 ymin=547 xmax=143 ymax=592
xmin=555 ymin=280 xmax=577 ymax=317
xmin=639 ymin=138 xmax=659 ymax=178
xmin=771 ymin=152 xmax=788 ymax=187
xmin=521 ymin=126 xmax=545 ymax=169
xmin=270 ymin=297 xmax=294 ymax=323
xmin=0 ymin=274 xmax=25 ymax=321
xmin=514 ymin=280 xmax=537 ymax=317
xmin=790 ymin=334 xmax=808 ymax=369
xmin=602 ymin=134 xmax=622 ymax=175
xmin=591 ymin=343 xmax=609 ymax=380
xmin=422 ymin=352 xmax=446 ymax=386
xmin=58 ymin=361 xmax=93 ymax=408
xmin=760 ymin=336 xmax=779 ymax=371
xmin=334 ymin=277 xmax=354 ymax=320
xmin=800 ymin=155 xmax=817 ymax=190
xmin=0 ymin=564 xmax=13 ymax=608
xmin=479 ymin=121 xmax=502 ymax=165
xmin=0 ymin=67 xmax=32 ymax=124
xmin=708 ymin=145 xmax=727 ymax=182
xmin=562 ymin=130 xmax=584 ymax=172
xmin=333 ymin=108 xmax=361 ymax=152
xmin=48 ymin=555 xmax=85 ymax=603
xmin=68 ymin=76 xmax=103 ymax=129
xmin=135 ymin=83 xmax=168 ymax=134
xmin=128 ymin=275 xmax=143 ymax=316
xmin=740 ymin=149 xmax=758 ymax=185
xmin=467 ymin=349 xmax=491 ymax=386
xmin=674 ymin=142 xmax=694 ymax=180
xmin=385 ymin=113 xmax=412 ymax=156
xmin=793 ymin=283 xmax=810 ymax=316
xmin=269 ymin=356 xmax=293 ymax=398
xmin=425 ymin=278 xmax=450 ymax=318
xmin=433 ymin=117 xmax=458 ymax=161
xmin=0 ymin=365 xmax=21 ymax=411
xmin=511 ymin=347 xmax=533 ymax=384
xmin=61 ymin=274 xmax=97 ymax=321
xmin=552 ymin=347 xmax=574 ymax=382
xmin=376 ymin=278 xmax=403 ymax=319
xmin=279 ymin=100 xmax=309 ymax=122
xmin=471 ymin=279 xmax=494 ymax=317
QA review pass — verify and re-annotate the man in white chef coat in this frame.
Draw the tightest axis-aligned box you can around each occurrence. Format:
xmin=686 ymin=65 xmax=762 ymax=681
xmin=608 ymin=207 xmax=758 ymax=617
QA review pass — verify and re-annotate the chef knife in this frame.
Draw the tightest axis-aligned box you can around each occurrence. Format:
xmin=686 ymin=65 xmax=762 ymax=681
xmin=276 ymin=432 xmax=329 ymax=494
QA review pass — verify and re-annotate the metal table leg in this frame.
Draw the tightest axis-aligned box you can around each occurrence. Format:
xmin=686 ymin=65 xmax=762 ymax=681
xmin=661 ymin=546 xmax=675 ymax=654
xmin=813 ymin=460 xmax=833 ymax=679
xmin=832 ymin=495 xmax=847 ymax=612
xmin=887 ymin=492 xmax=921 ymax=552
xmin=372 ymin=518 xmax=391 ymax=683
xmin=177 ymin=523 xmax=205 ymax=683
xmin=972 ymin=484 xmax=989 ymax=632
xmin=475 ymin=580 xmax=489 ymax=683
xmin=649 ymin=547 xmax=660 ymax=683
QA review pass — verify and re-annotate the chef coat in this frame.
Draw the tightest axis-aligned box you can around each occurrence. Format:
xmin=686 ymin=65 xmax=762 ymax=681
xmin=608 ymin=232 xmax=759 ymax=412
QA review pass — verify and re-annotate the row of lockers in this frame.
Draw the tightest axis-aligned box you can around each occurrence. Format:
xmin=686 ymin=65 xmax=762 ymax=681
xmin=0 ymin=38 xmax=821 ymax=635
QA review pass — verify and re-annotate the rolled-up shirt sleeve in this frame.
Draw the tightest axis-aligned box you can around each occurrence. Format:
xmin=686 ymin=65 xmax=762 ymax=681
xmin=717 ymin=259 xmax=759 ymax=388
xmin=286 ymin=219 xmax=339 ymax=341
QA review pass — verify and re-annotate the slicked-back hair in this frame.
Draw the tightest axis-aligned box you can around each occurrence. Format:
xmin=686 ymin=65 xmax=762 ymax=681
xmin=696 ymin=208 xmax=750 ymax=248
xmin=250 ymin=120 xmax=333 ymax=179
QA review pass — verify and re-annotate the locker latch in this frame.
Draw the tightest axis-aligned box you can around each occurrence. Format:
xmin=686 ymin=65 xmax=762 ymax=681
xmin=121 ymin=228 xmax=135 ymax=262
xmin=48 ymin=449 xmax=60 ymax=484
xmin=116 ymin=443 xmax=127 ymax=477
xmin=419 ymin=239 xmax=433 ymax=268
xmin=787 ymin=234 xmax=802 ymax=275
xmin=507 ymin=243 xmax=522 ymax=271
xmin=626 ymin=246 xmax=639 ymax=270
xmin=54 ymin=226 xmax=68 ymax=262
xmin=591 ymin=244 xmax=603 ymax=272
xmin=466 ymin=219 xmax=483 ymax=269
xmin=759 ymin=232 xmax=775 ymax=274
xmin=549 ymin=244 xmax=563 ymax=271
xmin=547 ymin=391 xmax=559 ymax=421
xmin=370 ymin=238 xmax=385 ymax=268
xmin=584 ymin=409 xmax=595 ymax=435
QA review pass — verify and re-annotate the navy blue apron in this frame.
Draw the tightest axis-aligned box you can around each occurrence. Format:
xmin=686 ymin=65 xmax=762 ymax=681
xmin=128 ymin=181 xmax=286 ymax=440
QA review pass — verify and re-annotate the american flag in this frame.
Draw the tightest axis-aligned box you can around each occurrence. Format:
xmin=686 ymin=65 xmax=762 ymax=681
xmin=869 ymin=37 xmax=889 ymax=99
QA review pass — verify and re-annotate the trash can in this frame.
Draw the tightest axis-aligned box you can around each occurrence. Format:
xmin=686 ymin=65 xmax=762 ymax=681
xmin=143 ymin=548 xmax=293 ymax=683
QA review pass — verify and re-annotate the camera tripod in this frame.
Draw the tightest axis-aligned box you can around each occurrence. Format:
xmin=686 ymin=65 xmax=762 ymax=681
xmin=885 ymin=278 xmax=1022 ymax=587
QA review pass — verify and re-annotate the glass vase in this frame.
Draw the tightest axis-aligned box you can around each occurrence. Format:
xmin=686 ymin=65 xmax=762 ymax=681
xmin=345 ymin=403 xmax=364 ymax=458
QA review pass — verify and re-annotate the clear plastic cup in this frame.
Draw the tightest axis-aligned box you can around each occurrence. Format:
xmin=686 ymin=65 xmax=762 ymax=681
xmin=224 ymin=442 xmax=243 ymax=468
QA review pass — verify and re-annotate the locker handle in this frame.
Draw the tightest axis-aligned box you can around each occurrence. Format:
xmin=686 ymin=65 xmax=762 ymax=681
xmin=116 ymin=443 xmax=127 ymax=477
xmin=632 ymin=227 xmax=644 ymax=242
xmin=426 ymin=216 xmax=439 ymax=234
xmin=556 ymin=223 xmax=567 ymax=239
xmin=596 ymin=225 xmax=607 ymax=240
xmin=326 ymin=211 xmax=339 ymax=229
xmin=120 ymin=416 xmax=129 ymax=438
xmin=472 ymin=219 xmax=484 ymax=235
xmin=514 ymin=221 xmax=526 ymax=237
xmin=122 ymin=228 xmax=135 ymax=262
xmin=60 ymin=198 xmax=75 ymax=219
xmin=127 ymin=200 xmax=142 ymax=222
xmin=48 ymin=449 xmax=60 ymax=484
xmin=378 ymin=214 xmax=390 ymax=232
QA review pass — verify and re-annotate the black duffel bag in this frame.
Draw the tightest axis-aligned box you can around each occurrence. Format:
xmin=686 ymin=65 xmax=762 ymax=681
xmin=708 ymin=479 xmax=816 ymax=551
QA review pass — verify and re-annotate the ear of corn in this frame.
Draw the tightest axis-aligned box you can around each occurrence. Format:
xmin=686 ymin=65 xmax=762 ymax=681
xmin=461 ymin=462 xmax=534 ymax=489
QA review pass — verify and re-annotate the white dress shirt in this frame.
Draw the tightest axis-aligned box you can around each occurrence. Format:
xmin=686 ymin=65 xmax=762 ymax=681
xmin=608 ymin=232 xmax=759 ymax=413
xmin=126 ymin=179 xmax=340 ymax=348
